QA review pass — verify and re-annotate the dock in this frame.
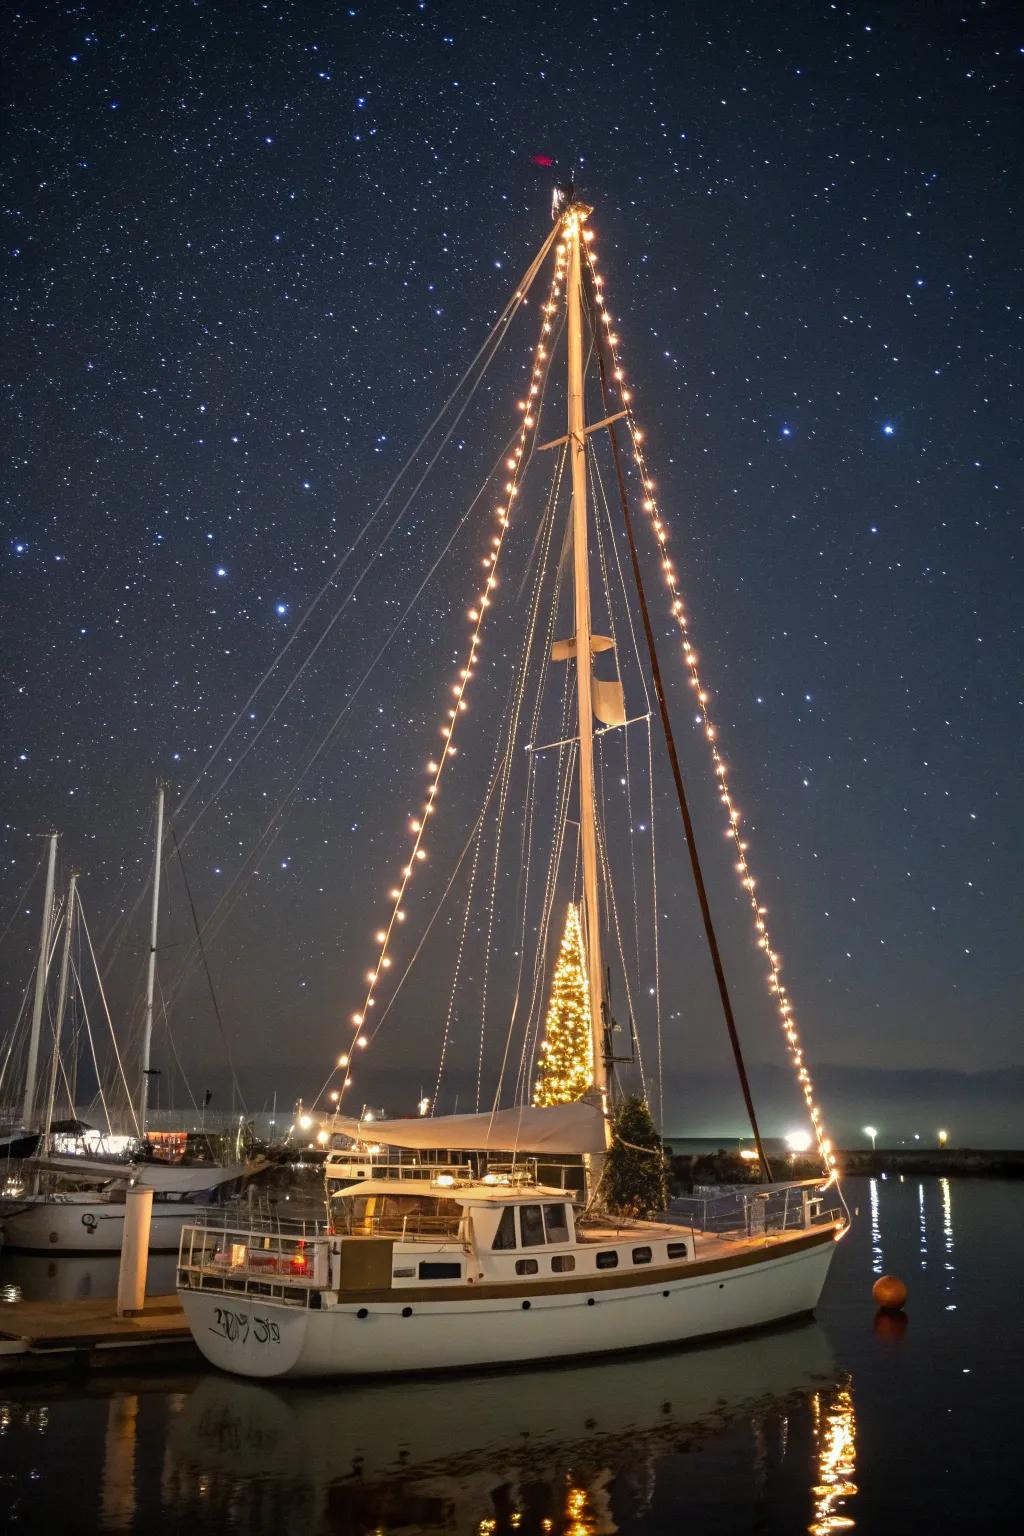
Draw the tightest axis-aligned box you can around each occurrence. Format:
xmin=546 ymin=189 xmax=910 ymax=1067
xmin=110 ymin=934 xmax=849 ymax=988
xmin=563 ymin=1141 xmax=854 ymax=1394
xmin=0 ymin=1294 xmax=197 ymax=1378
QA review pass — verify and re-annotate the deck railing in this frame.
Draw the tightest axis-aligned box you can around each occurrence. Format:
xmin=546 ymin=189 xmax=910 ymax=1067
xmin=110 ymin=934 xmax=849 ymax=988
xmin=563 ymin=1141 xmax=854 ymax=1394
xmin=669 ymin=1180 xmax=841 ymax=1240
xmin=177 ymin=1221 xmax=330 ymax=1305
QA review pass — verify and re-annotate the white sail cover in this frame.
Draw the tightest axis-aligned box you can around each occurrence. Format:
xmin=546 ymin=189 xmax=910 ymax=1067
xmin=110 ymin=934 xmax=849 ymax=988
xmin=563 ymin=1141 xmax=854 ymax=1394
xmin=591 ymin=676 xmax=626 ymax=727
xmin=35 ymin=1156 xmax=265 ymax=1193
xmin=331 ymin=1102 xmax=606 ymax=1155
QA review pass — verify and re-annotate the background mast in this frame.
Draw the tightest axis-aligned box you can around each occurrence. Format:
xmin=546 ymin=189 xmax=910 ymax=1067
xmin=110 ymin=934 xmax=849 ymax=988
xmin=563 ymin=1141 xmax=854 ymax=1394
xmin=22 ymin=830 xmax=58 ymax=1127
xmin=139 ymin=782 xmax=166 ymax=1135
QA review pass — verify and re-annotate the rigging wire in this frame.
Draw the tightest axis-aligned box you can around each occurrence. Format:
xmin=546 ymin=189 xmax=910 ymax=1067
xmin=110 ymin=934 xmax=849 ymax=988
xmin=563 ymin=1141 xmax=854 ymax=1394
xmin=70 ymin=957 xmax=116 ymax=1138
xmin=154 ymin=419 xmax=537 ymax=1018
xmin=172 ymin=220 xmax=561 ymax=834
xmin=0 ymin=847 xmax=45 ymax=950
xmin=474 ymin=444 xmax=568 ymax=1112
xmin=169 ymin=828 xmax=246 ymax=1116
xmin=97 ymin=223 xmax=563 ymax=969
xmin=76 ymin=893 xmax=141 ymax=1139
xmin=646 ymin=716 xmax=665 ymax=1130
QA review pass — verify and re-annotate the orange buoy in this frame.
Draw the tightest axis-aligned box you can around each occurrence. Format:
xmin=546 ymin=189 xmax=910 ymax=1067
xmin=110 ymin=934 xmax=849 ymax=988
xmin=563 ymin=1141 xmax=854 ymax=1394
xmin=872 ymin=1274 xmax=908 ymax=1310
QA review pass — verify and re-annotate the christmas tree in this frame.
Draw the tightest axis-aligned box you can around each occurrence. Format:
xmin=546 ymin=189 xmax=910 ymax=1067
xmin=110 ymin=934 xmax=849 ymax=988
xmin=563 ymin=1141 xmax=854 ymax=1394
xmin=602 ymin=1096 xmax=668 ymax=1218
xmin=533 ymin=903 xmax=594 ymax=1106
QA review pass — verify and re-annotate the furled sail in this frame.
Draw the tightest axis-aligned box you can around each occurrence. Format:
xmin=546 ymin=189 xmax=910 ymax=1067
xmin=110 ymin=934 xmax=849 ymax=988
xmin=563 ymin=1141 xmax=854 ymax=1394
xmin=591 ymin=676 xmax=626 ymax=727
xmin=329 ymin=1101 xmax=606 ymax=1155
xmin=551 ymin=634 xmax=615 ymax=662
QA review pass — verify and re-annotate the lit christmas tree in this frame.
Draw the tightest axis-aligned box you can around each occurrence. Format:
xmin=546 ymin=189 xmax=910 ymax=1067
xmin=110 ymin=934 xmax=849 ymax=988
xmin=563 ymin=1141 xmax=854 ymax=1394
xmin=533 ymin=903 xmax=594 ymax=1106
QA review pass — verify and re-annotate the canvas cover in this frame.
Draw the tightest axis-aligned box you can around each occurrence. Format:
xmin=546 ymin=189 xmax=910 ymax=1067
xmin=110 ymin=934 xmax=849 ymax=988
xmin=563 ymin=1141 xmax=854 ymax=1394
xmin=330 ymin=1101 xmax=606 ymax=1155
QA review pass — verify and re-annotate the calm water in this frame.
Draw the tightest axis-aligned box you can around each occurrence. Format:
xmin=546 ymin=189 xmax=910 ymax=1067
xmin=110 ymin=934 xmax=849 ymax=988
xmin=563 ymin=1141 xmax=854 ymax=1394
xmin=0 ymin=1176 xmax=1018 ymax=1532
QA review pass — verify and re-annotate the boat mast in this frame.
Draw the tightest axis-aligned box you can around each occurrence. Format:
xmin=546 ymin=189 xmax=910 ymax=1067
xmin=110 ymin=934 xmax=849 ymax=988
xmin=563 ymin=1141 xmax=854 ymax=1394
xmin=565 ymin=204 xmax=610 ymax=1125
xmin=139 ymin=782 xmax=166 ymax=1136
xmin=22 ymin=830 xmax=58 ymax=1127
xmin=42 ymin=869 xmax=78 ymax=1153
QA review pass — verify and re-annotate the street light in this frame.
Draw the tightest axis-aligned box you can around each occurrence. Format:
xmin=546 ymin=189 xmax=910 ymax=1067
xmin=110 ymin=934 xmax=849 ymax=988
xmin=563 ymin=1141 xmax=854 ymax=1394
xmin=938 ymin=1128 xmax=948 ymax=1147
xmin=863 ymin=1125 xmax=878 ymax=1152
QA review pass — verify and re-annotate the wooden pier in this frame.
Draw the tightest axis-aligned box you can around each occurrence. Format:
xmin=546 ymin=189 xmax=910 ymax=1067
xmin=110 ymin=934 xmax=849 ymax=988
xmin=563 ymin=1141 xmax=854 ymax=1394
xmin=0 ymin=1293 xmax=197 ymax=1378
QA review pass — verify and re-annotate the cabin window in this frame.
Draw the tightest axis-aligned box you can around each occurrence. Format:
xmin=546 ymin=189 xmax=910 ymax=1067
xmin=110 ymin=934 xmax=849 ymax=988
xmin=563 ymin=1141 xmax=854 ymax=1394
xmin=492 ymin=1206 xmax=517 ymax=1250
xmin=631 ymin=1246 xmax=652 ymax=1265
xmin=418 ymin=1261 xmax=462 ymax=1280
xmin=336 ymin=1193 xmax=462 ymax=1238
xmin=515 ymin=1258 xmax=539 ymax=1276
xmin=596 ymin=1251 xmax=619 ymax=1270
xmin=520 ymin=1205 xmax=546 ymax=1247
xmin=543 ymin=1203 xmax=570 ymax=1243
xmin=667 ymin=1241 xmax=688 ymax=1260
xmin=551 ymin=1254 xmax=575 ymax=1273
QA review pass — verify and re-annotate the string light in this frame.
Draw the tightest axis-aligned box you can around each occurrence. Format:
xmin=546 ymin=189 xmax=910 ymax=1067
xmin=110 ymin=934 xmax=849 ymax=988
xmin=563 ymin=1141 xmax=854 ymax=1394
xmin=533 ymin=903 xmax=594 ymax=1107
xmin=582 ymin=232 xmax=837 ymax=1174
xmin=328 ymin=245 xmax=568 ymax=1111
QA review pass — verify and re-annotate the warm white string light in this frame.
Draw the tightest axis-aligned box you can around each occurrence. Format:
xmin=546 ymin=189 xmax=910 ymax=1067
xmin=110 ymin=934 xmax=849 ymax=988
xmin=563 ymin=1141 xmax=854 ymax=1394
xmin=328 ymin=246 xmax=569 ymax=1114
xmin=582 ymin=231 xmax=837 ymax=1174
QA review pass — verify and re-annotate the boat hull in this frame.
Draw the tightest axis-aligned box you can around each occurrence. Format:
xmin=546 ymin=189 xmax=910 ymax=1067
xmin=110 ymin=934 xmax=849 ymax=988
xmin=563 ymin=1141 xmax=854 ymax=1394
xmin=1 ymin=1197 xmax=200 ymax=1255
xmin=179 ymin=1226 xmax=839 ymax=1379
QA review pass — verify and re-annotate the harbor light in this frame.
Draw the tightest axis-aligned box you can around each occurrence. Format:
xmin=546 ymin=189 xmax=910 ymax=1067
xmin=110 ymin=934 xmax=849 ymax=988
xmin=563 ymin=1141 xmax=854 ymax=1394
xmin=299 ymin=1114 xmax=312 ymax=1131
xmin=418 ymin=1096 xmax=430 ymax=1116
xmin=863 ymin=1125 xmax=878 ymax=1151
xmin=785 ymin=1130 xmax=813 ymax=1154
xmin=938 ymin=1128 xmax=948 ymax=1147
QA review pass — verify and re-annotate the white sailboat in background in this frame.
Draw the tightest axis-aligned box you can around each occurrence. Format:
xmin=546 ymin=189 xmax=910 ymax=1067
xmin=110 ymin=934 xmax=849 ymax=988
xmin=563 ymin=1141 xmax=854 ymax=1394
xmin=177 ymin=192 xmax=849 ymax=1378
xmin=1 ymin=791 xmax=262 ymax=1255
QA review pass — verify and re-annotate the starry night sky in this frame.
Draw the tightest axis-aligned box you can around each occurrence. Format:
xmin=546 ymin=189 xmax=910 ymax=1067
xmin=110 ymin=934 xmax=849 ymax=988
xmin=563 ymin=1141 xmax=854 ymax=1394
xmin=2 ymin=2 xmax=1021 ymax=1143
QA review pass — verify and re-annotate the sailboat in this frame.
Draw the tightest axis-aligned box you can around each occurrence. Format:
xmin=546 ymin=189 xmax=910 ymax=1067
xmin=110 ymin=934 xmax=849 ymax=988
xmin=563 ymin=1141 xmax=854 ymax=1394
xmin=1 ymin=796 xmax=262 ymax=1255
xmin=176 ymin=192 xmax=849 ymax=1376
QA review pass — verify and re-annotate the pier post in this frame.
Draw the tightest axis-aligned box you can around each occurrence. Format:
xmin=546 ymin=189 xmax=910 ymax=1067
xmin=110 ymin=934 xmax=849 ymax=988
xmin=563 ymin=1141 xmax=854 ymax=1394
xmin=116 ymin=1188 xmax=154 ymax=1317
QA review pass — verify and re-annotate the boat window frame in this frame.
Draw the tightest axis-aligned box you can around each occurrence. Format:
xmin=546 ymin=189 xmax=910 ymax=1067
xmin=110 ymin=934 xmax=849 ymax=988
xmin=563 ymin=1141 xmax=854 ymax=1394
xmin=595 ymin=1250 xmax=619 ymax=1270
xmin=632 ymin=1245 xmax=653 ymax=1265
xmin=519 ymin=1204 xmax=546 ymax=1248
xmin=491 ymin=1205 xmax=517 ymax=1250
xmin=667 ymin=1240 xmax=688 ymax=1260
xmin=542 ymin=1202 xmax=570 ymax=1244
xmin=515 ymin=1258 xmax=539 ymax=1276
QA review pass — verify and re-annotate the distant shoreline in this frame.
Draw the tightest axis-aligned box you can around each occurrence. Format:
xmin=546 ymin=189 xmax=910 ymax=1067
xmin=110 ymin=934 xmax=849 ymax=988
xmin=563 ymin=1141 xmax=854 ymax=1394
xmin=665 ymin=1145 xmax=1024 ymax=1184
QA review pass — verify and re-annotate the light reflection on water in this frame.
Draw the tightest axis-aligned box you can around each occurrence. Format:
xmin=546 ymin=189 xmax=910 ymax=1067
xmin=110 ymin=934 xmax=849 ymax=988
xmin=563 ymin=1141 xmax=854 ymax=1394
xmin=868 ymin=1178 xmax=882 ymax=1276
xmin=2 ymin=1175 xmax=1021 ymax=1533
xmin=809 ymin=1380 xmax=857 ymax=1535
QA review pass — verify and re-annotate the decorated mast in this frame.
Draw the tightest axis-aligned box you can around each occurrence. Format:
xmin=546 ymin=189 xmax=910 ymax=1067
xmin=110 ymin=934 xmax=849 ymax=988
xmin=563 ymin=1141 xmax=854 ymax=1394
xmin=564 ymin=200 xmax=611 ymax=1135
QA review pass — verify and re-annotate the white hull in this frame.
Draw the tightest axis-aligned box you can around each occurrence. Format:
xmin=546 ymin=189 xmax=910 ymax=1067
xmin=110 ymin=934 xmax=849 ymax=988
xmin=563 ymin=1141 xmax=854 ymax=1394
xmin=180 ymin=1227 xmax=838 ymax=1379
xmin=1 ymin=1196 xmax=201 ymax=1254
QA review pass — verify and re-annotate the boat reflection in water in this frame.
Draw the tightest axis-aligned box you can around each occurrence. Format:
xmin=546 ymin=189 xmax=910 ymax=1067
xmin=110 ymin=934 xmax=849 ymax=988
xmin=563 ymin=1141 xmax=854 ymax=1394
xmin=168 ymin=1322 xmax=849 ymax=1534
xmin=0 ymin=1250 xmax=177 ymax=1304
